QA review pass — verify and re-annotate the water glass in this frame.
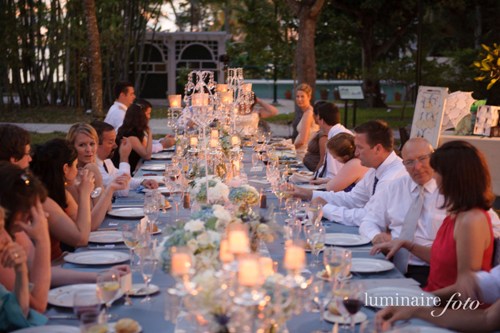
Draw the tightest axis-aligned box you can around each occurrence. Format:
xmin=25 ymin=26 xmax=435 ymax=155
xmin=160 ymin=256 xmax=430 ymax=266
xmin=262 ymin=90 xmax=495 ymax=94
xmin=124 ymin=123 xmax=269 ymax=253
xmin=96 ymin=269 xmax=120 ymax=319
xmin=73 ymin=289 xmax=100 ymax=319
xmin=140 ymin=250 xmax=158 ymax=303
xmin=80 ymin=311 xmax=106 ymax=333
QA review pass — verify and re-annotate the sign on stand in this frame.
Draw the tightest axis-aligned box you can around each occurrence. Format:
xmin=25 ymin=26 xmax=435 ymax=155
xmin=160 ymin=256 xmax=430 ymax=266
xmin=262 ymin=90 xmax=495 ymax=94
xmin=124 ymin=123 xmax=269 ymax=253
xmin=338 ymin=86 xmax=364 ymax=127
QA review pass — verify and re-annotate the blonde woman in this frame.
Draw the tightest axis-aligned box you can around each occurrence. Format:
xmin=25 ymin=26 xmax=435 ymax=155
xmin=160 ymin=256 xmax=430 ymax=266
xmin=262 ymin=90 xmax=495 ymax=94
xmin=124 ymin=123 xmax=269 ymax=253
xmin=293 ymin=83 xmax=319 ymax=160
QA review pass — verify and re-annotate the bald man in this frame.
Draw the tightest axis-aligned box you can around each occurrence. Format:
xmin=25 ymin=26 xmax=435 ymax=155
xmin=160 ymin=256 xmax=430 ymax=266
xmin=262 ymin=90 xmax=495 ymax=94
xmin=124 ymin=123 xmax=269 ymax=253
xmin=360 ymin=137 xmax=500 ymax=286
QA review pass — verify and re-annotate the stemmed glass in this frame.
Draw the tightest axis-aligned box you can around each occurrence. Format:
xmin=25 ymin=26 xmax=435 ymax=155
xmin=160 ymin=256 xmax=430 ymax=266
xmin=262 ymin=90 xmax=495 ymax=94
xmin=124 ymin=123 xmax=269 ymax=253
xmin=74 ymin=169 xmax=102 ymax=199
xmin=284 ymin=197 xmax=301 ymax=223
xmin=306 ymin=225 xmax=325 ymax=268
xmin=311 ymin=280 xmax=333 ymax=333
xmin=336 ymin=281 xmax=365 ymax=332
xmin=140 ymin=248 xmax=158 ymax=303
xmin=144 ymin=191 xmax=160 ymax=228
xmin=121 ymin=224 xmax=140 ymax=305
xmin=323 ymin=247 xmax=350 ymax=282
xmin=96 ymin=269 xmax=120 ymax=319
xmin=307 ymin=202 xmax=324 ymax=226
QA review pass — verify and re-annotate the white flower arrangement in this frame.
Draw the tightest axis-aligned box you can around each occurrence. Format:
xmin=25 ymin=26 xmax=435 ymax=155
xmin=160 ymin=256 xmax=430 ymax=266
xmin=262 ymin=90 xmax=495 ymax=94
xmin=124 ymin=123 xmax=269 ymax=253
xmin=190 ymin=175 xmax=229 ymax=204
xmin=228 ymin=184 xmax=260 ymax=206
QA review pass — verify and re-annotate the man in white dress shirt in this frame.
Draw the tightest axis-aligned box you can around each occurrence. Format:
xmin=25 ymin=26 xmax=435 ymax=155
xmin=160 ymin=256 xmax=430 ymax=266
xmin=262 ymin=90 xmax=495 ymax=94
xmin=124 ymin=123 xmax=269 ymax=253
xmin=104 ymin=81 xmax=136 ymax=131
xmin=91 ymin=121 xmax=158 ymax=197
xmin=313 ymin=102 xmax=352 ymax=179
xmin=359 ymin=138 xmax=442 ymax=285
xmin=293 ymin=120 xmax=407 ymax=226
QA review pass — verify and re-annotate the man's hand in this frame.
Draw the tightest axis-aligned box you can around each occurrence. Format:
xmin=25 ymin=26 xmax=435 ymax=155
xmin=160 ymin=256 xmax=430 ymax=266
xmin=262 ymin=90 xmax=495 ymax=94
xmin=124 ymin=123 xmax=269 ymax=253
xmin=291 ymin=186 xmax=313 ymax=201
xmin=310 ymin=197 xmax=327 ymax=207
xmin=372 ymin=232 xmax=392 ymax=245
xmin=160 ymin=135 xmax=175 ymax=149
xmin=142 ymin=179 xmax=159 ymax=189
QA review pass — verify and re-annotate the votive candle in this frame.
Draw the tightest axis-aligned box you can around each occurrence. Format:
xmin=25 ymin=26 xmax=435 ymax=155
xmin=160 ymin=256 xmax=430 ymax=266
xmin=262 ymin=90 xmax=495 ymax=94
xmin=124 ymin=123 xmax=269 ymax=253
xmin=168 ymin=94 xmax=182 ymax=108
xmin=283 ymin=244 xmax=305 ymax=271
xmin=171 ymin=252 xmax=192 ymax=276
xmin=238 ymin=256 xmax=261 ymax=287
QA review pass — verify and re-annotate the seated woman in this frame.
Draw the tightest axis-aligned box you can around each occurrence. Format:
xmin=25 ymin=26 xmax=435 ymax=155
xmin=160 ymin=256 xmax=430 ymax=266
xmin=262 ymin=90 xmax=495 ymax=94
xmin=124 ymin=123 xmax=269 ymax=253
xmin=30 ymin=139 xmax=94 ymax=260
xmin=112 ymin=103 xmax=153 ymax=174
xmin=293 ymin=84 xmax=319 ymax=160
xmin=0 ymin=206 xmax=47 ymax=331
xmin=0 ymin=162 xmax=129 ymax=312
xmin=66 ymin=123 xmax=129 ymax=230
xmin=312 ymin=133 xmax=368 ymax=192
xmin=303 ymin=101 xmax=328 ymax=171
xmin=136 ymin=98 xmax=175 ymax=152
xmin=371 ymin=140 xmax=494 ymax=299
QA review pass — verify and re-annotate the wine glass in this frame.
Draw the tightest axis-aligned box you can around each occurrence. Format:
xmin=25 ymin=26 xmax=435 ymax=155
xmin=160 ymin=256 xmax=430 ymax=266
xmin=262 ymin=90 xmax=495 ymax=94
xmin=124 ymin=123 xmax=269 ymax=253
xmin=307 ymin=202 xmax=324 ymax=226
xmin=73 ymin=289 xmax=100 ymax=319
xmin=339 ymin=281 xmax=365 ymax=332
xmin=323 ymin=247 xmax=349 ymax=282
xmin=74 ymin=169 xmax=102 ymax=199
xmin=311 ymin=280 xmax=333 ymax=333
xmin=144 ymin=191 xmax=160 ymax=227
xmin=96 ymin=269 xmax=120 ymax=319
xmin=284 ymin=197 xmax=301 ymax=223
xmin=310 ymin=225 xmax=325 ymax=267
xmin=140 ymin=249 xmax=158 ymax=303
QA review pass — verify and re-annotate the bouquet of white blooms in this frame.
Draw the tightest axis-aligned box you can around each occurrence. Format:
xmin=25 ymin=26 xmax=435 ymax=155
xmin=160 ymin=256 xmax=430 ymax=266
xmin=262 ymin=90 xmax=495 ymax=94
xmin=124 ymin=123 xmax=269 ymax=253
xmin=189 ymin=175 xmax=229 ymax=205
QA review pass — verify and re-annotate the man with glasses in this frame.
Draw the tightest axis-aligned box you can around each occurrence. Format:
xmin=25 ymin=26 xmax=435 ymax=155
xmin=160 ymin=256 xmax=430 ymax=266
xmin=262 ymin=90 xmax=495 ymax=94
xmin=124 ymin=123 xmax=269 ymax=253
xmin=359 ymin=137 xmax=442 ymax=285
xmin=0 ymin=124 xmax=32 ymax=169
xmin=360 ymin=137 xmax=500 ymax=286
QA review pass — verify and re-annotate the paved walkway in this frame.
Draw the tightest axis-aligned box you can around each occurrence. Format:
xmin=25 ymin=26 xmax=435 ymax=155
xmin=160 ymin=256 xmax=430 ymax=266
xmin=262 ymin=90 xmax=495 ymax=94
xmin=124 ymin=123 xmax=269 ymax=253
xmin=0 ymin=98 xmax=399 ymax=138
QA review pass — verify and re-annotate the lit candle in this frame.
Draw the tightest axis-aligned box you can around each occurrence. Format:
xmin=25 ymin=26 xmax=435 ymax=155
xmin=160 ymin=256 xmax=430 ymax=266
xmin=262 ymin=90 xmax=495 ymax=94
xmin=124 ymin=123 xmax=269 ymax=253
xmin=168 ymin=94 xmax=182 ymax=108
xmin=242 ymin=83 xmax=253 ymax=93
xmin=233 ymin=160 xmax=240 ymax=173
xmin=192 ymin=93 xmax=208 ymax=106
xmin=283 ymin=244 xmax=305 ymax=272
xmin=190 ymin=136 xmax=198 ymax=147
xmin=231 ymin=135 xmax=240 ymax=146
xmin=238 ymin=256 xmax=261 ymax=287
xmin=209 ymin=139 xmax=218 ymax=148
xmin=210 ymin=129 xmax=219 ymax=139
xmin=171 ymin=252 xmax=192 ymax=276
xmin=216 ymin=84 xmax=228 ymax=92
xmin=221 ymin=91 xmax=233 ymax=104
xmin=228 ymin=229 xmax=249 ymax=255
xmin=219 ymin=239 xmax=234 ymax=264
xmin=259 ymin=257 xmax=274 ymax=279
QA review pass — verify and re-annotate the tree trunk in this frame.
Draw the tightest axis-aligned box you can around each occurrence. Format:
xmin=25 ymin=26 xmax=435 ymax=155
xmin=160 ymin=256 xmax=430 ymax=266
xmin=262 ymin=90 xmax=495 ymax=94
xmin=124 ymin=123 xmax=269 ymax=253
xmin=286 ymin=0 xmax=325 ymax=95
xmin=83 ymin=0 xmax=103 ymax=118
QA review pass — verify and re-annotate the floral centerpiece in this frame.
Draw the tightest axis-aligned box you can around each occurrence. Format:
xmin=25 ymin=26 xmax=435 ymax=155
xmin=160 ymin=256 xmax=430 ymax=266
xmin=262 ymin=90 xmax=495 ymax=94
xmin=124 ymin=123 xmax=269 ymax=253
xmin=189 ymin=175 xmax=229 ymax=205
xmin=156 ymin=205 xmax=233 ymax=273
xmin=228 ymin=184 xmax=260 ymax=214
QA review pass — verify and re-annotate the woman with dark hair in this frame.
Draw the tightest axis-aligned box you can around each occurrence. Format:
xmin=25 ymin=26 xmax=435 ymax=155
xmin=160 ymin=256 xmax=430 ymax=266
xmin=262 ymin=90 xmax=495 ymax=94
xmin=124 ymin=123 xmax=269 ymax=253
xmin=323 ymin=133 xmax=368 ymax=192
xmin=0 ymin=162 xmax=51 ymax=312
xmin=30 ymin=138 xmax=94 ymax=260
xmin=372 ymin=140 xmax=494 ymax=297
xmin=0 ymin=206 xmax=48 ymax=330
xmin=303 ymin=101 xmax=328 ymax=171
xmin=112 ymin=103 xmax=153 ymax=173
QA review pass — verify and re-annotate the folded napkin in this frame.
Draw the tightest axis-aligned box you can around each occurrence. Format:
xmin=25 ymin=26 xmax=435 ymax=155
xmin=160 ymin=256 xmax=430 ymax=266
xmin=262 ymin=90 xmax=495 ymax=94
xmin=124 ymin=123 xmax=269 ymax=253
xmin=290 ymin=172 xmax=313 ymax=183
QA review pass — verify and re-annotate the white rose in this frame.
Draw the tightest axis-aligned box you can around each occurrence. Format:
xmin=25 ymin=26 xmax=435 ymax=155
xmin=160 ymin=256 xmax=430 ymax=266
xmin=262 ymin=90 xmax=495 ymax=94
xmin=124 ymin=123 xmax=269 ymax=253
xmin=184 ymin=219 xmax=205 ymax=233
xmin=186 ymin=239 xmax=199 ymax=252
xmin=207 ymin=230 xmax=221 ymax=244
xmin=213 ymin=205 xmax=232 ymax=224
xmin=196 ymin=232 xmax=210 ymax=247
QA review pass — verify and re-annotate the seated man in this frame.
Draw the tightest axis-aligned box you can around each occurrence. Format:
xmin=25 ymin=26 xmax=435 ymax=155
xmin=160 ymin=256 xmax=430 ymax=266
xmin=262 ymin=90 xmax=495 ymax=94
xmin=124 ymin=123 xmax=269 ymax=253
xmin=293 ymin=120 xmax=407 ymax=226
xmin=359 ymin=138 xmax=444 ymax=285
xmin=91 ymin=120 xmax=158 ymax=196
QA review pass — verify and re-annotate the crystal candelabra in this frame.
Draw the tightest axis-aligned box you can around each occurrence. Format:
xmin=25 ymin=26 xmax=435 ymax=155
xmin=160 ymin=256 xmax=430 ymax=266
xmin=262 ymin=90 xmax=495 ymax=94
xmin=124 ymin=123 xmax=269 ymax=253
xmin=167 ymin=94 xmax=182 ymax=135
xmin=226 ymin=68 xmax=254 ymax=134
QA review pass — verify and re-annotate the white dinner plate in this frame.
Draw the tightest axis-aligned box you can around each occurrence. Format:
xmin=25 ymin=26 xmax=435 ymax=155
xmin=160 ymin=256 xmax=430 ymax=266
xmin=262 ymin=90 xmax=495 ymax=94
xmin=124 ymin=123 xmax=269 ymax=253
xmin=64 ymin=251 xmax=129 ymax=265
xmin=108 ymin=321 xmax=143 ymax=333
xmin=47 ymin=283 xmax=123 ymax=308
xmin=324 ymin=233 xmax=371 ymax=246
xmin=12 ymin=326 xmax=80 ymax=333
xmin=129 ymin=283 xmax=160 ymax=296
xmin=324 ymin=310 xmax=367 ymax=324
xmin=141 ymin=175 xmax=164 ymax=184
xmin=350 ymin=258 xmax=395 ymax=273
xmin=107 ymin=207 xmax=144 ymax=219
xmin=387 ymin=326 xmax=453 ymax=333
xmin=295 ymin=183 xmax=327 ymax=190
xmin=365 ymin=287 xmax=437 ymax=309
xmin=151 ymin=152 xmax=173 ymax=160
xmin=141 ymin=164 xmax=165 ymax=171
xmin=89 ymin=231 xmax=123 ymax=244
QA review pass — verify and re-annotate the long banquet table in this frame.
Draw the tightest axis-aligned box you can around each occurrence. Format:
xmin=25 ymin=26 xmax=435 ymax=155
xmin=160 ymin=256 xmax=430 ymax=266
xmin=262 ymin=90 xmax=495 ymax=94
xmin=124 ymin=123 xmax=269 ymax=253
xmin=44 ymin=146 xmax=440 ymax=332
